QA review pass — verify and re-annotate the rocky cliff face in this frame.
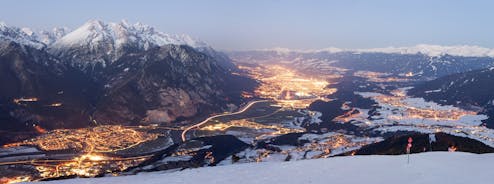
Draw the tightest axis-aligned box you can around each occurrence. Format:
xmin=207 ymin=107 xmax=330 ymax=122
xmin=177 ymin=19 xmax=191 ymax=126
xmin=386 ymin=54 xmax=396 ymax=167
xmin=0 ymin=38 xmax=98 ymax=131
xmin=93 ymin=45 xmax=233 ymax=125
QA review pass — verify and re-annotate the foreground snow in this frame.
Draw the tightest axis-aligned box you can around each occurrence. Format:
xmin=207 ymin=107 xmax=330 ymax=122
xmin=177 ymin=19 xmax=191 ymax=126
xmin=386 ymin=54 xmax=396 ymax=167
xmin=36 ymin=152 xmax=493 ymax=184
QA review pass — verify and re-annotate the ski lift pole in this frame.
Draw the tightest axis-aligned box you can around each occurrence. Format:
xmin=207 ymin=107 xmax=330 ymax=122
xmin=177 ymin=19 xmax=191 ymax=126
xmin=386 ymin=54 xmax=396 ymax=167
xmin=407 ymin=151 xmax=409 ymax=164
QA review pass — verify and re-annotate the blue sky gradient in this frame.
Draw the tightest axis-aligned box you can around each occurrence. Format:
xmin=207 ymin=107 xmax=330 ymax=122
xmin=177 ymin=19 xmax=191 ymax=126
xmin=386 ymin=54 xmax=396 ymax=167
xmin=1 ymin=0 xmax=493 ymax=50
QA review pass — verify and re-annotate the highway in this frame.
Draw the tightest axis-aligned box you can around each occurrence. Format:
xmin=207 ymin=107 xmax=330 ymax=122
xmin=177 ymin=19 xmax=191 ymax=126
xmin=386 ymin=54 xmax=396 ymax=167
xmin=181 ymin=100 xmax=270 ymax=141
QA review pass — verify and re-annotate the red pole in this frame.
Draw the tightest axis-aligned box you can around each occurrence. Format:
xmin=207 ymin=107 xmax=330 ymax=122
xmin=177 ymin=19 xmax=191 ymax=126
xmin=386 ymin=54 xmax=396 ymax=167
xmin=407 ymin=137 xmax=413 ymax=164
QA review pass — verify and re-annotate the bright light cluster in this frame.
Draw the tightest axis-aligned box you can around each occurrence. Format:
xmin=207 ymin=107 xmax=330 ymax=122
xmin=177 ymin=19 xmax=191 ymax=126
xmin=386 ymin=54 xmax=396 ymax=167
xmin=4 ymin=125 xmax=160 ymax=153
xmin=239 ymin=65 xmax=337 ymax=108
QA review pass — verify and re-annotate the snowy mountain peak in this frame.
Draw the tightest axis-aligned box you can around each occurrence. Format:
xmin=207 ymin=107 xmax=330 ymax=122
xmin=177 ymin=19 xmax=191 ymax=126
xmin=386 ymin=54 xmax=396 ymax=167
xmin=47 ymin=20 xmax=211 ymax=67
xmin=51 ymin=19 xmax=208 ymax=50
xmin=0 ymin=21 xmax=45 ymax=49
xmin=51 ymin=19 xmax=116 ymax=48
xmin=20 ymin=27 xmax=35 ymax=36
xmin=37 ymin=27 xmax=70 ymax=45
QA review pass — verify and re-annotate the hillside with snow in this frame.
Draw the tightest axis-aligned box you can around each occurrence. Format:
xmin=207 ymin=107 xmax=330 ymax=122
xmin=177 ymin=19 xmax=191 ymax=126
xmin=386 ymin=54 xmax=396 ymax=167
xmin=37 ymin=152 xmax=493 ymax=184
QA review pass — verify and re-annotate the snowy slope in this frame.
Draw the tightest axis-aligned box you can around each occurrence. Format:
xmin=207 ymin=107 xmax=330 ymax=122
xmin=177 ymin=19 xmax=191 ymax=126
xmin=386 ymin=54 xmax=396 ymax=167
xmin=37 ymin=152 xmax=493 ymax=184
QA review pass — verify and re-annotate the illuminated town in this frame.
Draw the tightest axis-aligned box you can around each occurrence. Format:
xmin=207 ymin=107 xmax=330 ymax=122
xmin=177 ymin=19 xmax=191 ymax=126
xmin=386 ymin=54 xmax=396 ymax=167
xmin=238 ymin=64 xmax=338 ymax=108
xmin=0 ymin=126 xmax=165 ymax=182
xmin=4 ymin=125 xmax=161 ymax=152
xmin=34 ymin=153 xmax=150 ymax=179
xmin=340 ymin=89 xmax=494 ymax=147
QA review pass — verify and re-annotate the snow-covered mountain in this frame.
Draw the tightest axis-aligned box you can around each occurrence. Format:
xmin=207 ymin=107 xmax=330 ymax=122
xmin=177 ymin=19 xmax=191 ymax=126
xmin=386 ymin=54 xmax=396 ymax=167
xmin=36 ymin=27 xmax=71 ymax=45
xmin=38 ymin=152 xmax=494 ymax=184
xmin=0 ymin=20 xmax=212 ymax=69
xmin=0 ymin=22 xmax=45 ymax=49
xmin=255 ymin=44 xmax=494 ymax=58
xmin=48 ymin=20 xmax=209 ymax=68
xmin=353 ymin=44 xmax=494 ymax=58
xmin=0 ymin=20 xmax=253 ymax=133
xmin=51 ymin=19 xmax=209 ymax=50
xmin=229 ymin=49 xmax=494 ymax=79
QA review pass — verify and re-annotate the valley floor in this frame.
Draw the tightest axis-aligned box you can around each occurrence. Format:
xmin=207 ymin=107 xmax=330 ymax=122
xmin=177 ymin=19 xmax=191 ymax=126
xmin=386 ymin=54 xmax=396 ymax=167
xmin=37 ymin=152 xmax=493 ymax=184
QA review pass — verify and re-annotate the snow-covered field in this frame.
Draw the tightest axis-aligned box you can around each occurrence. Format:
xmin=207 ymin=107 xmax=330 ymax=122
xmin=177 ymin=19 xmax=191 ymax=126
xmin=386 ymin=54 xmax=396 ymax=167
xmin=35 ymin=152 xmax=493 ymax=184
xmin=349 ymin=89 xmax=494 ymax=147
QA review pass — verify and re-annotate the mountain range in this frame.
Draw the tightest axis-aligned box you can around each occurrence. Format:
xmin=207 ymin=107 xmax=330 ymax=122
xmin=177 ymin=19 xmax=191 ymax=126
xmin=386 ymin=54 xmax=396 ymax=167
xmin=228 ymin=49 xmax=494 ymax=79
xmin=0 ymin=20 xmax=255 ymax=140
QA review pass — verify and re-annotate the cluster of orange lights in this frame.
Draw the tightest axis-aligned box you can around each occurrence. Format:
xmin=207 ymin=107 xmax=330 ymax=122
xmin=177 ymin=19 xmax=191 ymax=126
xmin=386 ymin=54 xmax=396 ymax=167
xmin=1 ymin=125 xmax=158 ymax=182
xmin=373 ymin=93 xmax=477 ymax=121
xmin=13 ymin=97 xmax=38 ymax=105
xmin=0 ymin=176 xmax=32 ymax=184
xmin=296 ymin=134 xmax=373 ymax=159
xmin=200 ymin=119 xmax=304 ymax=139
xmin=238 ymin=64 xmax=337 ymax=108
xmin=33 ymin=153 xmax=149 ymax=179
xmin=4 ymin=125 xmax=160 ymax=153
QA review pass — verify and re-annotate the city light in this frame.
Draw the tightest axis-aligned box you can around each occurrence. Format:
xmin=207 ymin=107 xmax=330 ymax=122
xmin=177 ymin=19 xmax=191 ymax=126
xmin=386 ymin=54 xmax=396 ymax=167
xmin=4 ymin=125 xmax=160 ymax=152
xmin=239 ymin=64 xmax=337 ymax=108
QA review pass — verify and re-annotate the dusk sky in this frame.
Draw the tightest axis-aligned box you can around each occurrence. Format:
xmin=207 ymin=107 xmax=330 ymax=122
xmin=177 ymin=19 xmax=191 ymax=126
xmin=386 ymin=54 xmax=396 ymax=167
xmin=1 ymin=0 xmax=493 ymax=50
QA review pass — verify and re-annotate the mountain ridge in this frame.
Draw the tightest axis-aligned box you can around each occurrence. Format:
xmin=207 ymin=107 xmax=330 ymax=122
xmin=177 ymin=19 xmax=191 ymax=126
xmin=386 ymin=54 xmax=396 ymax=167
xmin=0 ymin=20 xmax=254 ymax=138
xmin=243 ymin=44 xmax=494 ymax=58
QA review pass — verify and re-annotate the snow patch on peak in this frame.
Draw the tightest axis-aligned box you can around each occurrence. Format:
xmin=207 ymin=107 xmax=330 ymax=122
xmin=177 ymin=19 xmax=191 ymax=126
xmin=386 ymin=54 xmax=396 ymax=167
xmin=20 ymin=28 xmax=35 ymax=36
xmin=35 ymin=27 xmax=70 ymax=45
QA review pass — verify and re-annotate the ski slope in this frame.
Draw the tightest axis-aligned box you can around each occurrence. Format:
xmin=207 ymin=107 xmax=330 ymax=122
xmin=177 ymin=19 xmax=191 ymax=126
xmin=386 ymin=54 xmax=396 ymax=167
xmin=37 ymin=152 xmax=493 ymax=184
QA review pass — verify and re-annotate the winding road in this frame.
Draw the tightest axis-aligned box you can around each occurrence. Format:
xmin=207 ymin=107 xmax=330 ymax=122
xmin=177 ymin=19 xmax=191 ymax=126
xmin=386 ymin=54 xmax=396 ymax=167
xmin=181 ymin=100 xmax=270 ymax=142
